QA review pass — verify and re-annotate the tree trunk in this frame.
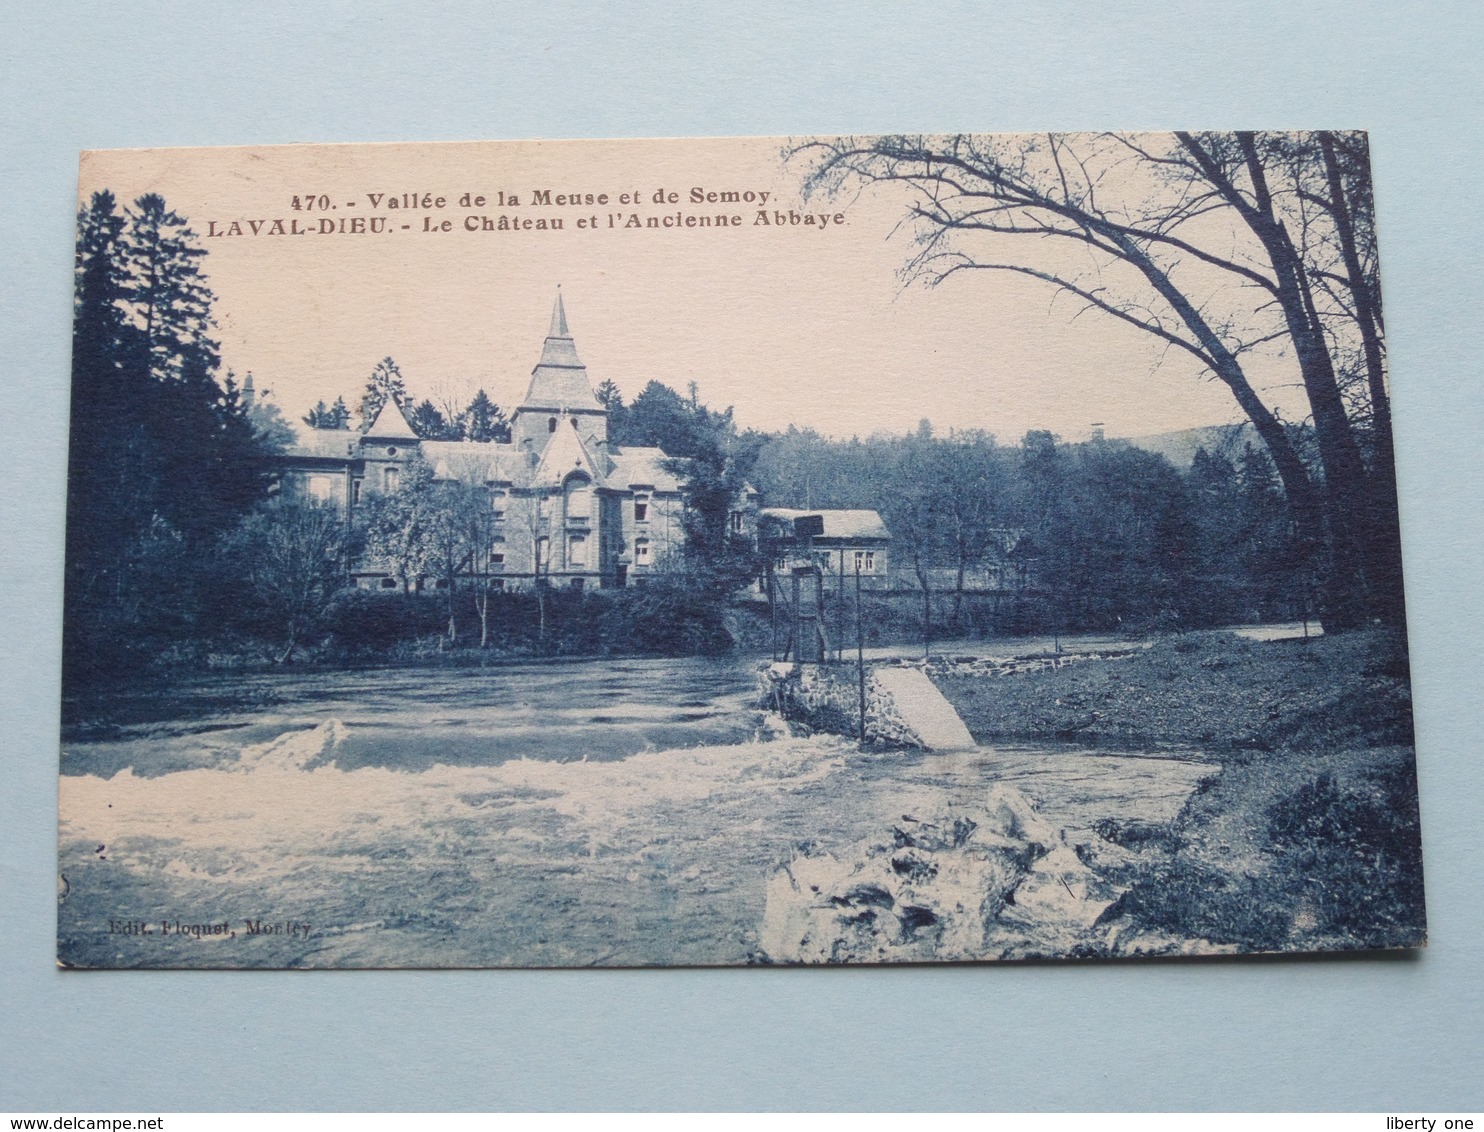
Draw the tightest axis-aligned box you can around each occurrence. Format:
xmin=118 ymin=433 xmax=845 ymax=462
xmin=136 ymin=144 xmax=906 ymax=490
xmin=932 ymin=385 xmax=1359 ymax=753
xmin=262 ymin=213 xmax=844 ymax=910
xmin=446 ymin=569 xmax=457 ymax=642
xmin=916 ymin=557 xmax=932 ymax=660
xmin=953 ymin=557 xmax=967 ymax=632
xmin=1319 ymin=132 xmax=1407 ymax=627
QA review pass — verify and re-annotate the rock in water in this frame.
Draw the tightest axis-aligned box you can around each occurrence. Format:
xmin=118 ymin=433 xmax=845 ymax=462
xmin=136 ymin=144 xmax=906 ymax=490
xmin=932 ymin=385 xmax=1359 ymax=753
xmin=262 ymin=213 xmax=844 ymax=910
xmin=754 ymin=783 xmax=1140 ymax=963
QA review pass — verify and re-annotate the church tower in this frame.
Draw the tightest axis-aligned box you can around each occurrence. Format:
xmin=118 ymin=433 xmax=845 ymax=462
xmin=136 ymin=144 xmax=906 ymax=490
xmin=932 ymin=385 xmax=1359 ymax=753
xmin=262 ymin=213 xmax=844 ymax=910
xmin=511 ymin=290 xmax=609 ymax=456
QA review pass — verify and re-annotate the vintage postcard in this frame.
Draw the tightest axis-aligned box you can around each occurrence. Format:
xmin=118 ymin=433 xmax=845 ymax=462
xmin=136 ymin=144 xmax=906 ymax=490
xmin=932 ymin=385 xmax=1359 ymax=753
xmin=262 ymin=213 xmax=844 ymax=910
xmin=59 ymin=133 xmax=1424 ymax=967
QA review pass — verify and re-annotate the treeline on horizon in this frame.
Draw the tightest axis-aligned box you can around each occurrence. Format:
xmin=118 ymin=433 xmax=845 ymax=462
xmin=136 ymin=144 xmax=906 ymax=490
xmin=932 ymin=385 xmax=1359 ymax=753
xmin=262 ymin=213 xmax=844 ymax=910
xmin=64 ymin=182 xmax=1394 ymax=694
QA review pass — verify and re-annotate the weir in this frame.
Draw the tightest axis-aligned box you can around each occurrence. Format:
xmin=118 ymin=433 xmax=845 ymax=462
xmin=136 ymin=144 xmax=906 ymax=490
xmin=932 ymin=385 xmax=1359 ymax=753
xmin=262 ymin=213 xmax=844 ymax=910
xmin=869 ymin=666 xmax=978 ymax=752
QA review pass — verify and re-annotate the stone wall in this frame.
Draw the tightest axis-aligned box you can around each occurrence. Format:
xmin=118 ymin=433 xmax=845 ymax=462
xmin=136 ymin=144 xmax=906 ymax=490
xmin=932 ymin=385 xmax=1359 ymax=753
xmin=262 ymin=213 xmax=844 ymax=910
xmin=756 ymin=661 xmax=925 ymax=749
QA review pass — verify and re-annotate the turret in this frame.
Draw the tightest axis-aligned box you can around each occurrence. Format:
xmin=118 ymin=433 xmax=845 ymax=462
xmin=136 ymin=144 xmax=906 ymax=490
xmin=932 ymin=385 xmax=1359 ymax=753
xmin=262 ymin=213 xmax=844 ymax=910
xmin=511 ymin=289 xmax=609 ymax=454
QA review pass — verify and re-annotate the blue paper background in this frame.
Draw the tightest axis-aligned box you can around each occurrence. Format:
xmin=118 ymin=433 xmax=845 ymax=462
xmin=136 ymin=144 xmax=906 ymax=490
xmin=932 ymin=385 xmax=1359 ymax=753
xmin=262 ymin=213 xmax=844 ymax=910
xmin=3 ymin=1 xmax=1481 ymax=1111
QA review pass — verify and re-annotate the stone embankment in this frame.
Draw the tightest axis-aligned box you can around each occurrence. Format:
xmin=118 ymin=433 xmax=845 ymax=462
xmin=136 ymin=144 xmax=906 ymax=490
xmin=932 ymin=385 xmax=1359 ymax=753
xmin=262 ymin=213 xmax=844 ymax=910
xmin=756 ymin=662 xmax=923 ymax=749
xmin=756 ymin=648 xmax=1136 ymax=751
xmin=758 ymin=660 xmax=985 ymax=751
xmin=904 ymin=648 xmax=1142 ymax=681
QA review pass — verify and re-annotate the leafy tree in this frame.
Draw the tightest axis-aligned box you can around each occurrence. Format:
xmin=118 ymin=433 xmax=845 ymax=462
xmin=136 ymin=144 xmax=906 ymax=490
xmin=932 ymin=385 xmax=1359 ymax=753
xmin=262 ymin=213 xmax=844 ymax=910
xmin=935 ymin=431 xmax=1010 ymax=630
xmin=225 ymin=498 xmax=352 ymax=663
xmin=239 ymin=374 xmax=295 ymax=450
xmin=360 ymin=456 xmax=437 ymax=593
xmin=619 ymin=381 xmax=694 ymax=450
xmin=359 ymin=357 xmax=407 ymax=428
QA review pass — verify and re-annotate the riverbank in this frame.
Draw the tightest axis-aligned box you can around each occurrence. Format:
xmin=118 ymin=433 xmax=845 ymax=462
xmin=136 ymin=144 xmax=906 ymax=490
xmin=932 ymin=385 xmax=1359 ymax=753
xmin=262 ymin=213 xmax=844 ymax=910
xmin=933 ymin=628 xmax=1412 ymax=751
xmin=932 ymin=628 xmax=1425 ymax=953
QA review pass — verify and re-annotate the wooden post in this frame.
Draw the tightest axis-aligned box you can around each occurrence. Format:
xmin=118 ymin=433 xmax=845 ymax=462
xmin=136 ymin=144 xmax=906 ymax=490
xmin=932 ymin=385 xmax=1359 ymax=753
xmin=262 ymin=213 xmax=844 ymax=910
xmin=837 ymin=549 xmax=845 ymax=664
xmin=767 ymin=563 xmax=777 ymax=661
xmin=856 ymin=558 xmax=866 ymax=745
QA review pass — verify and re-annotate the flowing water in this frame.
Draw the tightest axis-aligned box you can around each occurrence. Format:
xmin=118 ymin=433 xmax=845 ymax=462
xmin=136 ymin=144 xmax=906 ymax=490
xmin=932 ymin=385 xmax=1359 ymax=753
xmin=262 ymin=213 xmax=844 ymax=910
xmin=58 ymin=656 xmax=1214 ymax=967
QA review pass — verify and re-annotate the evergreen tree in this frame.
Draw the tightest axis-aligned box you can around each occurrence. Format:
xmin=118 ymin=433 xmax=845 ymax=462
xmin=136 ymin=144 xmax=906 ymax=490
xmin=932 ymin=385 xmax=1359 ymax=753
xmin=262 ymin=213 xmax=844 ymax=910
xmin=359 ymin=357 xmax=407 ymax=428
xmin=118 ymin=194 xmax=266 ymax=543
xmin=594 ymin=378 xmax=628 ymax=438
xmin=407 ymin=398 xmax=455 ymax=440
xmin=67 ymin=191 xmax=140 ymax=636
xmin=304 ymin=396 xmax=353 ymax=430
xmin=120 ymin=193 xmax=218 ymax=386
xmin=1236 ymin=443 xmax=1306 ymax=620
xmin=460 ymin=388 xmax=510 ymax=442
xmin=594 ymin=378 xmax=624 ymax=413
xmin=63 ymin=190 xmax=274 ymax=686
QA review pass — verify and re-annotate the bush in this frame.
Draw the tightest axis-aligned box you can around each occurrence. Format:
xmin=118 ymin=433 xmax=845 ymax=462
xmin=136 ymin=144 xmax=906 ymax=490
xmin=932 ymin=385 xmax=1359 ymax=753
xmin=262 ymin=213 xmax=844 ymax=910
xmin=1267 ymin=765 xmax=1426 ymax=946
xmin=596 ymin=579 xmax=733 ymax=656
xmin=325 ymin=590 xmax=448 ymax=652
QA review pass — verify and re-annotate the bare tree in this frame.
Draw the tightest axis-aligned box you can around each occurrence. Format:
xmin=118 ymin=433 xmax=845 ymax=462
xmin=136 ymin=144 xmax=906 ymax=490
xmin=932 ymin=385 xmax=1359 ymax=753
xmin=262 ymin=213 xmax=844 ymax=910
xmin=515 ymin=487 xmax=555 ymax=646
xmin=439 ymin=452 xmax=507 ymax=648
xmin=798 ymin=131 xmax=1399 ymax=629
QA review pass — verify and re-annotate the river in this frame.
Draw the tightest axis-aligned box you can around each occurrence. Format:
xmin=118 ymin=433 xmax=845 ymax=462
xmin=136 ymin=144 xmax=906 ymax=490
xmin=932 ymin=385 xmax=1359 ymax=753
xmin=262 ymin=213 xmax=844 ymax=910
xmin=58 ymin=654 xmax=1215 ymax=967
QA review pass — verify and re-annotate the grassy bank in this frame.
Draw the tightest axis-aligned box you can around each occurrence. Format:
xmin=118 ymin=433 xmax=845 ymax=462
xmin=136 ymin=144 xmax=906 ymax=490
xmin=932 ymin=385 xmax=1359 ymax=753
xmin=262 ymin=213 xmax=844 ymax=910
xmin=934 ymin=629 xmax=1426 ymax=953
xmin=934 ymin=629 xmax=1413 ymax=751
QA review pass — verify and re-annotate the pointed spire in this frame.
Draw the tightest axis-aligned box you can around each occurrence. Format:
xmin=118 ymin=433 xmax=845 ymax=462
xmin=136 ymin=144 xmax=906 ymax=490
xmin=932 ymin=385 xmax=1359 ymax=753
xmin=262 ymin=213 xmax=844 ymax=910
xmin=548 ymin=288 xmax=569 ymax=338
xmin=520 ymin=289 xmax=601 ymax=412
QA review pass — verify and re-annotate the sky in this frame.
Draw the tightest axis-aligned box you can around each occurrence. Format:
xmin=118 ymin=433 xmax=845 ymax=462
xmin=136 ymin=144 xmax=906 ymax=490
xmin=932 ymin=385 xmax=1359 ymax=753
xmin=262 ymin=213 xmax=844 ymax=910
xmin=78 ymin=135 xmax=1316 ymax=443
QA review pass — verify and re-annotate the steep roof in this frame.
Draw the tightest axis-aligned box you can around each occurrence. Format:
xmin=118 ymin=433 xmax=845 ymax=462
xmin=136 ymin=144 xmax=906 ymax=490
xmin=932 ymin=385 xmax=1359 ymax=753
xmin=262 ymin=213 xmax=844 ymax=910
xmin=421 ymin=440 xmax=520 ymax=485
xmin=607 ymin=445 xmax=684 ymax=493
xmin=761 ymin=508 xmax=892 ymax=543
xmin=530 ymin=415 xmax=609 ymax=489
xmin=284 ymin=423 xmax=359 ymax=459
xmin=363 ymin=397 xmax=420 ymax=441
xmin=519 ymin=291 xmax=603 ymax=412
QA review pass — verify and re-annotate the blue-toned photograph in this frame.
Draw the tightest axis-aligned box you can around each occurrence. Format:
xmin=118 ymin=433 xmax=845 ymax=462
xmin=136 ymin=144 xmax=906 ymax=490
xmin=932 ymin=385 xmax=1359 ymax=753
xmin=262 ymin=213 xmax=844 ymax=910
xmin=58 ymin=133 xmax=1424 ymax=967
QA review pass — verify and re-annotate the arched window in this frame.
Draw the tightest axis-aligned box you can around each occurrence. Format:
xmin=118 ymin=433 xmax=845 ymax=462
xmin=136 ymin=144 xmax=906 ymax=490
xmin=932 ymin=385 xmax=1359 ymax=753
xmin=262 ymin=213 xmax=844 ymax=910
xmin=548 ymin=417 xmax=557 ymax=433
xmin=565 ymin=474 xmax=592 ymax=520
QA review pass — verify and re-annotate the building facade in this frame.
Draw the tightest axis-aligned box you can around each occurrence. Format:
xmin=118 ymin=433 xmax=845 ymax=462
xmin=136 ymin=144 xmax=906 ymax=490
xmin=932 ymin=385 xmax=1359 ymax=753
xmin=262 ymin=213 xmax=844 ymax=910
xmin=757 ymin=508 xmax=892 ymax=591
xmin=276 ymin=292 xmax=688 ymax=592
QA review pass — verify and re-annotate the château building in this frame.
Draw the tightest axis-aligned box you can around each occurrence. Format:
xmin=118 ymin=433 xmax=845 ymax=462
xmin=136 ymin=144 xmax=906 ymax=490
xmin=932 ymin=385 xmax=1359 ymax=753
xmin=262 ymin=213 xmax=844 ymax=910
xmin=276 ymin=292 xmax=689 ymax=591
